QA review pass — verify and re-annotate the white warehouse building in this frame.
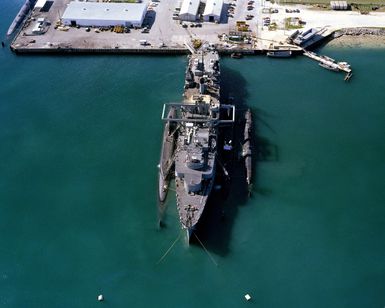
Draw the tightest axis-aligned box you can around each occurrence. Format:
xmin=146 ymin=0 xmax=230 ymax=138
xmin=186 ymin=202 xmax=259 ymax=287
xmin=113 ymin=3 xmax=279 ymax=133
xmin=179 ymin=0 xmax=200 ymax=21
xmin=203 ymin=0 xmax=223 ymax=22
xmin=62 ymin=2 xmax=147 ymax=27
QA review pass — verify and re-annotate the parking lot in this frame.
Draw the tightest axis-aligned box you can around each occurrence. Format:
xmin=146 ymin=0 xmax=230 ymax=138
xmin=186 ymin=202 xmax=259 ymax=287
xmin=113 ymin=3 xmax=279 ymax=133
xmin=12 ymin=0 xmax=261 ymax=51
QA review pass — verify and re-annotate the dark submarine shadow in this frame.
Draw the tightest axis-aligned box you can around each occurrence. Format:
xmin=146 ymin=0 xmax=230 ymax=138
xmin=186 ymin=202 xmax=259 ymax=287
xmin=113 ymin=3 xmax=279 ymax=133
xmin=190 ymin=64 xmax=277 ymax=256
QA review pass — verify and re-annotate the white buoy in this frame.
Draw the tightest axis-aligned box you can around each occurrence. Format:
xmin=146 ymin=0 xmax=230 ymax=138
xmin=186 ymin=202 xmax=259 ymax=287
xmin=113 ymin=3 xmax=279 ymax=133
xmin=98 ymin=294 xmax=104 ymax=302
xmin=244 ymin=294 xmax=251 ymax=301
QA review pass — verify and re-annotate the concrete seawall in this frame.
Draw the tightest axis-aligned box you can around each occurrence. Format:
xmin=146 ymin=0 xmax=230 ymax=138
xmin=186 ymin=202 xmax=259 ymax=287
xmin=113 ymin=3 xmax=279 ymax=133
xmin=10 ymin=45 xmax=271 ymax=56
xmin=11 ymin=46 xmax=189 ymax=55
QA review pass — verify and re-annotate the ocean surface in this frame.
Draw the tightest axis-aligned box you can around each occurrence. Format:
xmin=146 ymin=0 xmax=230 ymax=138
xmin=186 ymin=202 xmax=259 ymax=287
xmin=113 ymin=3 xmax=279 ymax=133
xmin=1 ymin=1 xmax=385 ymax=307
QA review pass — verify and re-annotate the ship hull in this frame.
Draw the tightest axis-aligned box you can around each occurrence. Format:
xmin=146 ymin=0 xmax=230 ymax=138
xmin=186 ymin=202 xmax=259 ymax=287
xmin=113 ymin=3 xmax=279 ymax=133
xmin=158 ymin=107 xmax=176 ymax=203
xmin=158 ymin=172 xmax=169 ymax=203
xmin=160 ymin=49 xmax=232 ymax=244
xmin=186 ymin=226 xmax=195 ymax=243
xmin=319 ymin=62 xmax=339 ymax=72
xmin=7 ymin=0 xmax=36 ymax=36
xmin=266 ymin=50 xmax=292 ymax=58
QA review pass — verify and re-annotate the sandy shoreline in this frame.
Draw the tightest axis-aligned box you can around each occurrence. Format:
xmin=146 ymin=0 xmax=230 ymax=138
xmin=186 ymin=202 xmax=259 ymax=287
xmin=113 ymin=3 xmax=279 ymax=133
xmin=327 ymin=34 xmax=385 ymax=48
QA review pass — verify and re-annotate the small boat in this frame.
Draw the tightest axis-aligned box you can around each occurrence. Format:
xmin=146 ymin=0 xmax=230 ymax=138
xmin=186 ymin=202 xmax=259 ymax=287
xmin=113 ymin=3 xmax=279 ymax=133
xmin=338 ymin=61 xmax=351 ymax=70
xmin=320 ymin=55 xmax=335 ymax=62
xmin=266 ymin=50 xmax=292 ymax=58
xmin=318 ymin=62 xmax=339 ymax=72
xmin=231 ymin=52 xmax=243 ymax=59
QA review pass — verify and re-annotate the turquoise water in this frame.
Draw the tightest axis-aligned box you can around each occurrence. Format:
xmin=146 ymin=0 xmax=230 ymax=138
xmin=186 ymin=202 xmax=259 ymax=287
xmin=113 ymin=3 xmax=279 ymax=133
xmin=1 ymin=2 xmax=385 ymax=307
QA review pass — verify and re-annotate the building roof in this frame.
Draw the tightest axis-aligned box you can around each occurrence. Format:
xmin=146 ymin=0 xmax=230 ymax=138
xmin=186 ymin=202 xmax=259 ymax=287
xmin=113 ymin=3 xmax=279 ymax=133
xmin=179 ymin=0 xmax=200 ymax=16
xmin=34 ymin=0 xmax=47 ymax=9
xmin=203 ymin=0 xmax=223 ymax=16
xmin=330 ymin=1 xmax=348 ymax=8
xmin=62 ymin=2 xmax=147 ymax=22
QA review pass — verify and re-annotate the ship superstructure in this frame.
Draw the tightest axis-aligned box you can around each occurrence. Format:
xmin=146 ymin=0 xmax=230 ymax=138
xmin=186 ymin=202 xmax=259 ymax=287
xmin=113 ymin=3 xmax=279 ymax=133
xmin=159 ymin=47 xmax=234 ymax=242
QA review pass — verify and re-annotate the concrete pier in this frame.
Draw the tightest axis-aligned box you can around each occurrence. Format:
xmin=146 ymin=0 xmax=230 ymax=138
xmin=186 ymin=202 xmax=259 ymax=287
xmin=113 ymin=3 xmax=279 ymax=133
xmin=303 ymin=50 xmax=352 ymax=80
xmin=8 ymin=0 xmax=303 ymax=55
xmin=8 ymin=0 xmax=385 ymax=56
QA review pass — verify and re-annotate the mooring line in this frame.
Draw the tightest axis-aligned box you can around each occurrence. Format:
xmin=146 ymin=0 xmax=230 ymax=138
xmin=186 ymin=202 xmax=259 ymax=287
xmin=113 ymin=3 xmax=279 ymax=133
xmin=194 ymin=233 xmax=218 ymax=267
xmin=156 ymin=230 xmax=182 ymax=265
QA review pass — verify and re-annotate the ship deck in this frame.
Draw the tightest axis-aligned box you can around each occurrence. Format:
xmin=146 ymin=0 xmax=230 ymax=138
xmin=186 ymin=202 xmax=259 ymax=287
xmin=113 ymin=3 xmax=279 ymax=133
xmin=175 ymin=177 xmax=210 ymax=228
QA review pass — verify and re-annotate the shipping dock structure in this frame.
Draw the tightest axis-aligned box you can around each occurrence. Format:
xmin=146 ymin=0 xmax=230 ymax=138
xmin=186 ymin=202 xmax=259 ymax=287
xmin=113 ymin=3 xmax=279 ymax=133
xmin=4 ymin=0 xmax=362 ymax=81
xmin=7 ymin=0 xmax=384 ymax=58
xmin=303 ymin=50 xmax=353 ymax=81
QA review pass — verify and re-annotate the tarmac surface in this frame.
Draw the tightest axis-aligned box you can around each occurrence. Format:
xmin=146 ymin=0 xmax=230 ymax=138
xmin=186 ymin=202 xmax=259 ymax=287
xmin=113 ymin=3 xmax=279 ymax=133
xmin=11 ymin=0 xmax=260 ymax=52
xmin=9 ymin=0 xmax=385 ymax=53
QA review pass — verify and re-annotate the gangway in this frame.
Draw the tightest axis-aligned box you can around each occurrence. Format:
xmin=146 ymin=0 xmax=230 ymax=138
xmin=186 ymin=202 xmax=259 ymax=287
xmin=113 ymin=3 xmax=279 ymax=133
xmin=184 ymin=40 xmax=196 ymax=54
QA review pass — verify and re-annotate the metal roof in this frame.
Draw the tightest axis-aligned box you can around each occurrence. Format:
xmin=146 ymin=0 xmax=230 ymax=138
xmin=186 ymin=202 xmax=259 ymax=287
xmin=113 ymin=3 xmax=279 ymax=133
xmin=203 ymin=0 xmax=223 ymax=16
xmin=62 ymin=2 xmax=147 ymax=22
xmin=34 ymin=0 xmax=47 ymax=9
xmin=179 ymin=0 xmax=200 ymax=16
xmin=330 ymin=1 xmax=348 ymax=8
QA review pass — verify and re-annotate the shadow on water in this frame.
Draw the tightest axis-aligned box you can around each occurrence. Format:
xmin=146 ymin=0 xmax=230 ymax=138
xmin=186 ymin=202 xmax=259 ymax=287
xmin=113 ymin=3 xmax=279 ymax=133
xmin=191 ymin=64 xmax=277 ymax=256
xmin=156 ymin=59 xmax=278 ymax=257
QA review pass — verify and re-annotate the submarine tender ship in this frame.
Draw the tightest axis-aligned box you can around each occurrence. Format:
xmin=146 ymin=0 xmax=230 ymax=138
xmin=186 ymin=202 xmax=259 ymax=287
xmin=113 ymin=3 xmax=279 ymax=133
xmin=159 ymin=47 xmax=235 ymax=242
